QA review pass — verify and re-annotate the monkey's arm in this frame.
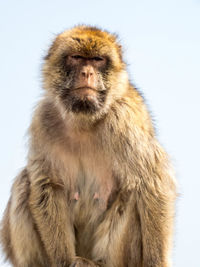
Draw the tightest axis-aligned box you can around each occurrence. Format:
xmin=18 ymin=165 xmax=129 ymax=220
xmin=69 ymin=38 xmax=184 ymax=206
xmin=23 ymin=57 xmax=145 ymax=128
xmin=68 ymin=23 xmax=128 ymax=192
xmin=138 ymin=189 xmax=175 ymax=267
xmin=136 ymin=142 xmax=176 ymax=267
xmin=112 ymin=94 xmax=176 ymax=267
xmin=29 ymin=170 xmax=76 ymax=267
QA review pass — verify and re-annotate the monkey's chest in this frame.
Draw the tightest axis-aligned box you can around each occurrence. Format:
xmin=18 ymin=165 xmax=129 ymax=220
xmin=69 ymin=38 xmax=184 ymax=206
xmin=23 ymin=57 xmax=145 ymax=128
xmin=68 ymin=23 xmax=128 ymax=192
xmin=68 ymin=165 xmax=116 ymax=222
xmin=69 ymin=172 xmax=116 ymax=221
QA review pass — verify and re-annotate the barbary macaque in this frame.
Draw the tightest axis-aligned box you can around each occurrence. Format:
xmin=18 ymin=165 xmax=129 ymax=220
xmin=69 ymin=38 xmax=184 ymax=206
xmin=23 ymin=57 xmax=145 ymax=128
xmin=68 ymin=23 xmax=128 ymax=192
xmin=0 ymin=25 xmax=176 ymax=267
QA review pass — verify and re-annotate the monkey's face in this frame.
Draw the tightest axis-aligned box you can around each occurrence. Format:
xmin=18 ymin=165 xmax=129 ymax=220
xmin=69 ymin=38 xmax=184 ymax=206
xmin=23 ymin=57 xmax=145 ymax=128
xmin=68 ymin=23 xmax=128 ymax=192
xmin=59 ymin=54 xmax=108 ymax=114
xmin=43 ymin=26 xmax=127 ymax=116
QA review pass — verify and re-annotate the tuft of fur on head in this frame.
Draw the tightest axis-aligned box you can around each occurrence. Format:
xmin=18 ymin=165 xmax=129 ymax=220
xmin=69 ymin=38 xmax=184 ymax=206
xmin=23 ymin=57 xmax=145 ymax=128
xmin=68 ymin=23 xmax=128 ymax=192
xmin=42 ymin=25 xmax=129 ymax=123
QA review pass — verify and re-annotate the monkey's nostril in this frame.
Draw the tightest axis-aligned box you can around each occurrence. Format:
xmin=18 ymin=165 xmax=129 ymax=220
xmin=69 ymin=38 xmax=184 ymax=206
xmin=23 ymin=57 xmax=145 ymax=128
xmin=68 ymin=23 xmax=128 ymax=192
xmin=81 ymin=72 xmax=86 ymax=77
xmin=81 ymin=71 xmax=93 ymax=78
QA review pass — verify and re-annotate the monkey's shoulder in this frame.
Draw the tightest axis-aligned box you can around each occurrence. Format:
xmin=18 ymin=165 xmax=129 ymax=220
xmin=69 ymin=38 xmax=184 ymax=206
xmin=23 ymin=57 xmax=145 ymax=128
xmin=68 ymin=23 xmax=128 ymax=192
xmin=30 ymin=98 xmax=65 ymax=142
xmin=104 ymin=87 xmax=154 ymax=138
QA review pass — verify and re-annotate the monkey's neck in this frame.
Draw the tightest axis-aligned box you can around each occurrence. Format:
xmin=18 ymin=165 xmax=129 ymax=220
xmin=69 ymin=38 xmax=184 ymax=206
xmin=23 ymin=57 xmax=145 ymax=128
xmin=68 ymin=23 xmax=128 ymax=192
xmin=53 ymin=99 xmax=106 ymax=132
xmin=64 ymin=111 xmax=105 ymax=132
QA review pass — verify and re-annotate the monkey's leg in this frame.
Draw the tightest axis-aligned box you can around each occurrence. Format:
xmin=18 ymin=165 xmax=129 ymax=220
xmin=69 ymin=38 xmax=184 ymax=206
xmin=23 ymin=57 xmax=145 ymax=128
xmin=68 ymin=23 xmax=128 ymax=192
xmin=29 ymin=174 xmax=76 ymax=267
xmin=1 ymin=169 xmax=48 ymax=267
xmin=137 ymin=188 xmax=175 ymax=267
xmin=91 ymin=192 xmax=142 ymax=267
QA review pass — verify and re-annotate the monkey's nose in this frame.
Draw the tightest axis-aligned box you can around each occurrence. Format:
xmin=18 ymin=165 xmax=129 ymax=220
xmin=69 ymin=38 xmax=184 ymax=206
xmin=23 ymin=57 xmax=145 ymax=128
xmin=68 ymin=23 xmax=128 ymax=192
xmin=81 ymin=66 xmax=94 ymax=78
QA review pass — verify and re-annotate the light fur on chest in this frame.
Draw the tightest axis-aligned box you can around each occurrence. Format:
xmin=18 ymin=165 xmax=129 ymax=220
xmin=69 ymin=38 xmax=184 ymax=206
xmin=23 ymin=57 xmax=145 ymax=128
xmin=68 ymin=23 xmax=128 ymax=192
xmin=49 ymin=139 xmax=117 ymax=217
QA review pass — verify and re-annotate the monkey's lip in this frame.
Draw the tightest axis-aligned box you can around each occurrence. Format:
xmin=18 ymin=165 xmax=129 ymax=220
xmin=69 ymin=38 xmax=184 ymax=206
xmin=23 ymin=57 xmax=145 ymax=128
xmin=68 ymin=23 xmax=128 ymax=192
xmin=72 ymin=87 xmax=97 ymax=92
xmin=72 ymin=87 xmax=98 ymax=99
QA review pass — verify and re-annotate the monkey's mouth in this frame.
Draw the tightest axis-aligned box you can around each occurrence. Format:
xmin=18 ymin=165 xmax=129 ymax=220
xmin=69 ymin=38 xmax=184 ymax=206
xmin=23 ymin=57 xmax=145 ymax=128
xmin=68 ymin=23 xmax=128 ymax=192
xmin=71 ymin=87 xmax=98 ymax=102
xmin=70 ymin=87 xmax=105 ymax=114
xmin=60 ymin=87 xmax=106 ymax=114
xmin=72 ymin=86 xmax=97 ymax=91
xmin=72 ymin=87 xmax=97 ymax=96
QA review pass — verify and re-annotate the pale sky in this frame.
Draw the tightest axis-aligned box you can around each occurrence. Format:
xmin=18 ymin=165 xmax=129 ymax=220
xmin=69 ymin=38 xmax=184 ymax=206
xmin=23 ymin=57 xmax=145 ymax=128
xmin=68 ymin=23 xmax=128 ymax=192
xmin=0 ymin=0 xmax=200 ymax=266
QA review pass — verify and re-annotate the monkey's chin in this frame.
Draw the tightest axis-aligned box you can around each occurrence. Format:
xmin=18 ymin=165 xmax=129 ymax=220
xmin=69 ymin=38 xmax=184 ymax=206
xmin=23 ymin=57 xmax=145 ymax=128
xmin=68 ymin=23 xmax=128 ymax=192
xmin=71 ymin=97 xmax=101 ymax=114
xmin=67 ymin=87 xmax=102 ymax=114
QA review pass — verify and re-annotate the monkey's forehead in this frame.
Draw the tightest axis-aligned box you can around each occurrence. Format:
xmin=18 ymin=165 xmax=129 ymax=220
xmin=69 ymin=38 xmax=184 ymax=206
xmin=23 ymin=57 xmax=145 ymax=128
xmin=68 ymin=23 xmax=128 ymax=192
xmin=49 ymin=26 xmax=123 ymax=64
xmin=60 ymin=25 xmax=118 ymax=45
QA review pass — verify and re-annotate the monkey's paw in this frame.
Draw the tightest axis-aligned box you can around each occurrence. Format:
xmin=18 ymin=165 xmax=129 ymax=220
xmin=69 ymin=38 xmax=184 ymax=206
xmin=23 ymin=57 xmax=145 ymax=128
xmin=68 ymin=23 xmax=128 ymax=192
xmin=70 ymin=257 xmax=100 ymax=267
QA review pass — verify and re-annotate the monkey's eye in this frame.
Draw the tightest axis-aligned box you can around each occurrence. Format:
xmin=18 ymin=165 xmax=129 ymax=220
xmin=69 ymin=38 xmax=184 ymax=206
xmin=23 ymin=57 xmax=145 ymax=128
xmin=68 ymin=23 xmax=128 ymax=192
xmin=92 ymin=57 xmax=104 ymax=61
xmin=71 ymin=55 xmax=83 ymax=59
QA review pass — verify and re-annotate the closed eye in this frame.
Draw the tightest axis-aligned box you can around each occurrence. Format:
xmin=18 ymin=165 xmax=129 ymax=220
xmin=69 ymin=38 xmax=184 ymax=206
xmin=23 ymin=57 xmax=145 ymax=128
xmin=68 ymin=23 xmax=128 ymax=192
xmin=71 ymin=55 xmax=83 ymax=59
xmin=92 ymin=57 xmax=104 ymax=61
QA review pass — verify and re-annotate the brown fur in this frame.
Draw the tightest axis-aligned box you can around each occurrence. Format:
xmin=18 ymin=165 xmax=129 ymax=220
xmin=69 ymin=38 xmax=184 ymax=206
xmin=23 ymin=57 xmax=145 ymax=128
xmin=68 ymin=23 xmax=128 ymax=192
xmin=0 ymin=25 xmax=176 ymax=267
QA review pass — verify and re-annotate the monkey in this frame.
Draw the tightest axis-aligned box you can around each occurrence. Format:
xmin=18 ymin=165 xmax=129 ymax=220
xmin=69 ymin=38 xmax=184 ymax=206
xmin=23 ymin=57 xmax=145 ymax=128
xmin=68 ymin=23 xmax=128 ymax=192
xmin=0 ymin=25 xmax=176 ymax=267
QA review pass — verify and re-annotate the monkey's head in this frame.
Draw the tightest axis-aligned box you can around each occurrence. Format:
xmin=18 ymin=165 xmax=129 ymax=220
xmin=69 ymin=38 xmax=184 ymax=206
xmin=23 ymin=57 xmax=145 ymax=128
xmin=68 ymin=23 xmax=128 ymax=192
xmin=43 ymin=25 xmax=129 ymax=118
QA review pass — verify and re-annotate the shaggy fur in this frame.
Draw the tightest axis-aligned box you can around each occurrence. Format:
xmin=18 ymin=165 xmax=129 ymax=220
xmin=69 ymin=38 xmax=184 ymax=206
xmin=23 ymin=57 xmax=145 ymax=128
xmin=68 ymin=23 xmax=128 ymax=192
xmin=0 ymin=25 xmax=176 ymax=267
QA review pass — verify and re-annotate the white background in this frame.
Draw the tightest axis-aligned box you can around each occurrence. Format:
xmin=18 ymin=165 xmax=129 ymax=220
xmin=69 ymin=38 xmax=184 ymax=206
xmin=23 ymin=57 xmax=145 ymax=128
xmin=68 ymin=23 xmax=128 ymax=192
xmin=0 ymin=0 xmax=200 ymax=266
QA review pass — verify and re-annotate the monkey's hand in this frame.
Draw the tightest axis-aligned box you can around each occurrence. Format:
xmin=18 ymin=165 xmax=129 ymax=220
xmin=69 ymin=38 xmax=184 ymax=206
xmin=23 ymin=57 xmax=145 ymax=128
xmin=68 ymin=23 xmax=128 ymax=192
xmin=70 ymin=257 xmax=100 ymax=267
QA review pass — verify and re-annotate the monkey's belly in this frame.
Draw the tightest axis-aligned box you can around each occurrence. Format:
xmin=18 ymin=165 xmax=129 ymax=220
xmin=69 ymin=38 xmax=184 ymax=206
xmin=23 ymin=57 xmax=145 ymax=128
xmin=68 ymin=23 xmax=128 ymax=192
xmin=70 ymin=189 xmax=109 ymax=225
xmin=68 ymin=169 xmax=116 ymax=223
xmin=69 ymin=179 xmax=116 ymax=258
xmin=69 ymin=193 xmax=104 ymax=258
